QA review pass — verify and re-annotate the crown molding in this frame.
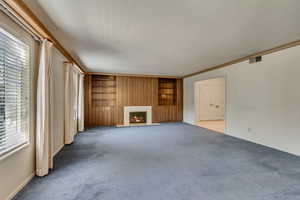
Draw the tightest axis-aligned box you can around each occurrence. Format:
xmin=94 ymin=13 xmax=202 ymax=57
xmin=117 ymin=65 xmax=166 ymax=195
xmin=182 ymin=39 xmax=300 ymax=78
xmin=86 ymin=72 xmax=181 ymax=79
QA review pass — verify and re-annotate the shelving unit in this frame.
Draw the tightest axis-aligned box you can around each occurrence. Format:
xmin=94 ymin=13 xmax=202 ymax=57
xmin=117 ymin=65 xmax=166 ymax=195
xmin=158 ymin=78 xmax=177 ymax=105
xmin=92 ymin=75 xmax=116 ymax=106
xmin=85 ymin=75 xmax=183 ymax=127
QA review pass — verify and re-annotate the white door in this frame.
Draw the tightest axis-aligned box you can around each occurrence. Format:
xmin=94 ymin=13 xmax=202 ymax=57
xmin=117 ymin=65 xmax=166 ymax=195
xmin=197 ymin=78 xmax=225 ymax=121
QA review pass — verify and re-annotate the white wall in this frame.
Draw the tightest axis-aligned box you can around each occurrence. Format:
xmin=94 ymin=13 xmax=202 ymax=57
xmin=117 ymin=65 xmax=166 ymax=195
xmin=0 ymin=11 xmax=37 ymax=200
xmin=184 ymin=45 xmax=300 ymax=156
xmin=195 ymin=78 xmax=225 ymax=121
xmin=0 ymin=11 xmax=68 ymax=200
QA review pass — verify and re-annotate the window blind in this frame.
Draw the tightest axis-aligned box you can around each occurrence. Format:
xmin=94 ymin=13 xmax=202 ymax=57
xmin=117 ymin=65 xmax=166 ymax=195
xmin=0 ymin=27 xmax=30 ymax=157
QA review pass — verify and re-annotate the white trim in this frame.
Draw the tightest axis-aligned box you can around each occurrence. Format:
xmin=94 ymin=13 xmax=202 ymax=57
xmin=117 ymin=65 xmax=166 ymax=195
xmin=0 ymin=142 xmax=29 ymax=161
xmin=5 ymin=172 xmax=35 ymax=200
xmin=193 ymin=76 xmax=227 ymax=134
xmin=188 ymin=121 xmax=300 ymax=157
xmin=123 ymin=106 xmax=152 ymax=126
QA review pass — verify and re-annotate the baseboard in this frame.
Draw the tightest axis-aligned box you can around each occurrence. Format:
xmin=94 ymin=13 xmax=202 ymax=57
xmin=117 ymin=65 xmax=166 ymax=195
xmin=6 ymin=172 xmax=35 ymax=200
xmin=225 ymin=132 xmax=300 ymax=157
xmin=6 ymin=145 xmax=64 ymax=200
xmin=198 ymin=119 xmax=224 ymax=121
xmin=187 ymin=121 xmax=300 ymax=157
xmin=182 ymin=121 xmax=193 ymax=125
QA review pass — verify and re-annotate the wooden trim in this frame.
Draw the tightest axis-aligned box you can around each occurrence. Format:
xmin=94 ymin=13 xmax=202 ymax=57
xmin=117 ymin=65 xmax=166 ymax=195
xmin=2 ymin=0 xmax=85 ymax=73
xmin=86 ymin=72 xmax=181 ymax=79
xmin=182 ymin=39 xmax=300 ymax=78
xmin=63 ymin=61 xmax=83 ymax=74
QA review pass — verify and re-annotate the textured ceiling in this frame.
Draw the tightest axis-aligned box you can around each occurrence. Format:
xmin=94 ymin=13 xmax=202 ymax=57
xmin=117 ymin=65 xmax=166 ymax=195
xmin=24 ymin=0 xmax=300 ymax=76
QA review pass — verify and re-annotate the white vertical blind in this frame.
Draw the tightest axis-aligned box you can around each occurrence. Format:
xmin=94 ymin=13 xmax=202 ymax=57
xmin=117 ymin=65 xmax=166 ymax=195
xmin=0 ymin=27 xmax=30 ymax=157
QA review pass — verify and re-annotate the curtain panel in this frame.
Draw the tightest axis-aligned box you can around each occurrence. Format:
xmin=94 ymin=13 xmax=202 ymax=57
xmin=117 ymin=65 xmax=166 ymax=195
xmin=78 ymin=73 xmax=85 ymax=132
xmin=36 ymin=39 xmax=53 ymax=177
xmin=64 ymin=63 xmax=81 ymax=144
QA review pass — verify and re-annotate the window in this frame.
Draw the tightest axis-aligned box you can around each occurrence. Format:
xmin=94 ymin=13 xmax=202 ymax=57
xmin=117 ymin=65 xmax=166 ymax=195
xmin=0 ymin=27 xmax=30 ymax=157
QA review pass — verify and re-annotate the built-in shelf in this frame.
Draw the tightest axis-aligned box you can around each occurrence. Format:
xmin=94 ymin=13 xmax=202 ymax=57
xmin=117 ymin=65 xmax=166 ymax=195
xmin=158 ymin=93 xmax=174 ymax=96
xmin=158 ymin=78 xmax=177 ymax=105
xmin=92 ymin=92 xmax=116 ymax=94
xmin=92 ymin=99 xmax=116 ymax=101
xmin=92 ymin=79 xmax=115 ymax=81
xmin=92 ymin=75 xmax=116 ymax=106
xmin=92 ymin=85 xmax=116 ymax=88
xmin=158 ymin=87 xmax=175 ymax=89
xmin=85 ymin=75 xmax=183 ymax=127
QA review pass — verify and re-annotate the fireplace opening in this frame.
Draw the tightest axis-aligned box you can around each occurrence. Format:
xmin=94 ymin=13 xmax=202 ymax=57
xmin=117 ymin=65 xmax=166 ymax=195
xmin=129 ymin=112 xmax=147 ymax=124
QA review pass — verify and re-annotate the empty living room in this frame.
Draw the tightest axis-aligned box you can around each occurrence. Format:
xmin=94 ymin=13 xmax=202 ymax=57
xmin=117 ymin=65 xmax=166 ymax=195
xmin=1 ymin=0 xmax=300 ymax=199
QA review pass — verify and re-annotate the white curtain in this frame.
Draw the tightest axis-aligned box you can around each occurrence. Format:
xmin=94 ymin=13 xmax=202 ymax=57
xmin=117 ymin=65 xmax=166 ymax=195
xmin=36 ymin=40 xmax=53 ymax=177
xmin=78 ymin=73 xmax=85 ymax=131
xmin=72 ymin=70 xmax=79 ymax=134
xmin=64 ymin=63 xmax=80 ymax=144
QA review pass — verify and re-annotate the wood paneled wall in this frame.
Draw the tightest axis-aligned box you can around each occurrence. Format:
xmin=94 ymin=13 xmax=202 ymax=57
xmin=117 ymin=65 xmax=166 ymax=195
xmin=156 ymin=79 xmax=183 ymax=122
xmin=84 ymin=75 xmax=117 ymax=127
xmin=85 ymin=75 xmax=183 ymax=127
xmin=116 ymin=77 xmax=158 ymax=125
xmin=84 ymin=75 xmax=92 ymax=127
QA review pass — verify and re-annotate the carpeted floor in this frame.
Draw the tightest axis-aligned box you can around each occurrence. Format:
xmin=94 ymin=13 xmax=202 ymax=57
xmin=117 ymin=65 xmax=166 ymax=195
xmin=14 ymin=123 xmax=300 ymax=200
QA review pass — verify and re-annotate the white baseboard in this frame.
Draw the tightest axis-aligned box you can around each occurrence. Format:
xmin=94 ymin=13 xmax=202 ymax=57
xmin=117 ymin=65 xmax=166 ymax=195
xmin=182 ymin=121 xmax=193 ymax=125
xmin=6 ymin=172 xmax=35 ymax=200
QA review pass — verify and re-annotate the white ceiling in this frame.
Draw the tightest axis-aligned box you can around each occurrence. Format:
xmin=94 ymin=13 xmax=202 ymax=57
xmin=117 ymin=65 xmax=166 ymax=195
xmin=24 ymin=0 xmax=300 ymax=76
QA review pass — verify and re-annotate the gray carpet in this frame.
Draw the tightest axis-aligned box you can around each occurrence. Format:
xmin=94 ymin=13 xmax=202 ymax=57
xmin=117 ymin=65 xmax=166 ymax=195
xmin=14 ymin=123 xmax=300 ymax=200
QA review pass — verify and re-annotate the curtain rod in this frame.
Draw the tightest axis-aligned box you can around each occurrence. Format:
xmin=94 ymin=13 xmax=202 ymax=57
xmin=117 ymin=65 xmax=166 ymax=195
xmin=0 ymin=1 xmax=43 ymax=42
xmin=0 ymin=0 xmax=85 ymax=74
xmin=64 ymin=61 xmax=85 ymax=75
xmin=0 ymin=1 xmax=85 ymax=75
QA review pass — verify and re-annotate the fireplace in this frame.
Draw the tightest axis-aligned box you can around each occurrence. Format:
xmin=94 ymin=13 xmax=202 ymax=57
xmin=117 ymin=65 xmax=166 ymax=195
xmin=122 ymin=106 xmax=153 ymax=126
xmin=129 ymin=112 xmax=147 ymax=124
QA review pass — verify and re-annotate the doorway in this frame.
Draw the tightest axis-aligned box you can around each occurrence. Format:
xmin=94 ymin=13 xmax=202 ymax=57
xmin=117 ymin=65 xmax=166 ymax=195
xmin=194 ymin=77 xmax=226 ymax=133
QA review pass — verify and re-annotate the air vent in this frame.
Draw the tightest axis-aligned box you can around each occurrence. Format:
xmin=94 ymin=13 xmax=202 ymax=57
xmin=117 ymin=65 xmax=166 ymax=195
xmin=249 ymin=56 xmax=262 ymax=64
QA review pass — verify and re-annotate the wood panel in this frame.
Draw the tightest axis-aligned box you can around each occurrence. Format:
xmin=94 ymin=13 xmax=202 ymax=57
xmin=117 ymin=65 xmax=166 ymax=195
xmin=158 ymin=78 xmax=177 ymax=105
xmin=116 ymin=76 xmax=158 ymax=125
xmin=156 ymin=79 xmax=183 ymax=122
xmin=85 ymin=75 xmax=183 ymax=127
xmin=89 ymin=106 xmax=116 ymax=126
xmin=85 ymin=75 xmax=117 ymax=127
xmin=84 ymin=75 xmax=92 ymax=127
